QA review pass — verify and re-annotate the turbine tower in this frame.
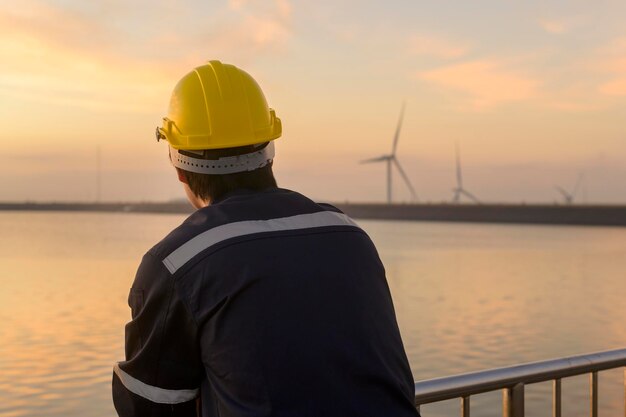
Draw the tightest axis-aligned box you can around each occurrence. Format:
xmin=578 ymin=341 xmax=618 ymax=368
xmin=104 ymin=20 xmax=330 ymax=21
xmin=452 ymin=142 xmax=480 ymax=204
xmin=555 ymin=173 xmax=584 ymax=205
xmin=360 ymin=103 xmax=417 ymax=204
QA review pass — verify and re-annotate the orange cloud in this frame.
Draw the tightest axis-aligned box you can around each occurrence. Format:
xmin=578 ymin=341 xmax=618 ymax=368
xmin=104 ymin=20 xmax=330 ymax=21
xmin=599 ymin=79 xmax=626 ymax=96
xmin=417 ymin=60 xmax=539 ymax=109
xmin=596 ymin=37 xmax=626 ymax=97
xmin=0 ymin=0 xmax=294 ymax=113
xmin=538 ymin=19 xmax=568 ymax=34
xmin=0 ymin=31 xmax=170 ymax=112
xmin=275 ymin=0 xmax=292 ymax=19
xmin=0 ymin=2 xmax=180 ymax=113
xmin=408 ymin=35 xmax=471 ymax=59
xmin=537 ymin=15 xmax=587 ymax=35
xmin=248 ymin=15 xmax=291 ymax=46
xmin=0 ymin=0 xmax=109 ymax=48
xmin=229 ymin=0 xmax=291 ymax=18
xmin=228 ymin=0 xmax=292 ymax=44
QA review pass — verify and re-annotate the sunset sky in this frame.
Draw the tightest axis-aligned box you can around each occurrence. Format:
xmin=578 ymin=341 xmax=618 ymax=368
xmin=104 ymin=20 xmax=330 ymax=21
xmin=2 ymin=0 xmax=626 ymax=203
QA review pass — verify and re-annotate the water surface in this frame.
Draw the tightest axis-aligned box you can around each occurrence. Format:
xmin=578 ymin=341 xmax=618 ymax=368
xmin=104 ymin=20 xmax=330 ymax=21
xmin=1 ymin=212 xmax=625 ymax=416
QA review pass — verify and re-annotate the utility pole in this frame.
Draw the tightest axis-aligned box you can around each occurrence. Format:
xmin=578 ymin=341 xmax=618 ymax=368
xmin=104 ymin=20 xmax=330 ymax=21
xmin=387 ymin=158 xmax=392 ymax=204
xmin=96 ymin=145 xmax=101 ymax=203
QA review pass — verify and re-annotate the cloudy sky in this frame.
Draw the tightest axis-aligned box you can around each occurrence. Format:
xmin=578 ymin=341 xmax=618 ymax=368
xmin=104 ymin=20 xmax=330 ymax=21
xmin=2 ymin=0 xmax=626 ymax=203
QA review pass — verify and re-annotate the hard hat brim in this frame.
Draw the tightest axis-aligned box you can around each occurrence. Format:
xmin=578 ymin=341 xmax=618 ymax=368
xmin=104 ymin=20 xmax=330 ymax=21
xmin=158 ymin=115 xmax=282 ymax=151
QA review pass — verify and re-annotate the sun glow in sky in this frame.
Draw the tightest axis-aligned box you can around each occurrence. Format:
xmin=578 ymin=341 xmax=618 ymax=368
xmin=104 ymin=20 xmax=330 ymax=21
xmin=1 ymin=0 xmax=626 ymax=203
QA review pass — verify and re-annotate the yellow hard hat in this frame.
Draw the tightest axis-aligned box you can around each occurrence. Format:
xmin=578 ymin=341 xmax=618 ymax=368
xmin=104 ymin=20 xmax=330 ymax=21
xmin=156 ymin=60 xmax=282 ymax=151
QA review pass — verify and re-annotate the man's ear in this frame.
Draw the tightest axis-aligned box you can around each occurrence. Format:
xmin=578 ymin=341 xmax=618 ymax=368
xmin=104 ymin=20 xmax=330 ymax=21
xmin=176 ymin=168 xmax=188 ymax=184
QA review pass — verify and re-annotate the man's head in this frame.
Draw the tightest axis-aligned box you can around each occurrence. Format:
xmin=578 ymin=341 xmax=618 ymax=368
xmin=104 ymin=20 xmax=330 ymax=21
xmin=156 ymin=60 xmax=282 ymax=207
xmin=174 ymin=143 xmax=277 ymax=208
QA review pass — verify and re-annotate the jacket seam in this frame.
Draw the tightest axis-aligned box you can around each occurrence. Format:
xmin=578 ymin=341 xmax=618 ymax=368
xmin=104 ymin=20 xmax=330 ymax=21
xmin=143 ymin=251 xmax=198 ymax=396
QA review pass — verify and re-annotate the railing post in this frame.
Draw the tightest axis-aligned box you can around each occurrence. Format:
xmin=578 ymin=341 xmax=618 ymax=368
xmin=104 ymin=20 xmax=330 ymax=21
xmin=553 ymin=378 xmax=561 ymax=417
xmin=590 ymin=372 xmax=598 ymax=417
xmin=461 ymin=396 xmax=470 ymax=417
xmin=503 ymin=383 xmax=525 ymax=417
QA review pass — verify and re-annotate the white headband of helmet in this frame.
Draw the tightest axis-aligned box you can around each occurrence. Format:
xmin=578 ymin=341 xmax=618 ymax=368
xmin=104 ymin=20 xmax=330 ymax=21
xmin=169 ymin=142 xmax=275 ymax=175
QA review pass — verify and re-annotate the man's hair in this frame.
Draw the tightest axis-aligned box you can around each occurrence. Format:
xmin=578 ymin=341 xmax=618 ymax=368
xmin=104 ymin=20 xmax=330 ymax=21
xmin=177 ymin=143 xmax=277 ymax=203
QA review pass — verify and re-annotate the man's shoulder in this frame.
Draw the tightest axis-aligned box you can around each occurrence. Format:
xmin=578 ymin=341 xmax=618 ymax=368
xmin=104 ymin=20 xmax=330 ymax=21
xmin=146 ymin=188 xmax=350 ymax=267
xmin=146 ymin=203 xmax=233 ymax=264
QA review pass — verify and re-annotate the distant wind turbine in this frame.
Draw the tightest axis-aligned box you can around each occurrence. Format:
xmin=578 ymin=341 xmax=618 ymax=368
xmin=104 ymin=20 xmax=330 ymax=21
xmin=451 ymin=142 xmax=480 ymax=204
xmin=555 ymin=173 xmax=584 ymax=205
xmin=360 ymin=103 xmax=417 ymax=204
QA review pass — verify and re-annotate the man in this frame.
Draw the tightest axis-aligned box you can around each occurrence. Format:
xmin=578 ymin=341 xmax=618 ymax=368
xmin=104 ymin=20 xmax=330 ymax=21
xmin=112 ymin=60 xmax=419 ymax=417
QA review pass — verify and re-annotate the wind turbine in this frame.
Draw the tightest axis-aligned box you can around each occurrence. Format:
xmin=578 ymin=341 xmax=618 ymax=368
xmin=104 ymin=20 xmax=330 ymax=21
xmin=451 ymin=142 xmax=480 ymax=204
xmin=360 ymin=103 xmax=417 ymax=204
xmin=555 ymin=173 xmax=584 ymax=205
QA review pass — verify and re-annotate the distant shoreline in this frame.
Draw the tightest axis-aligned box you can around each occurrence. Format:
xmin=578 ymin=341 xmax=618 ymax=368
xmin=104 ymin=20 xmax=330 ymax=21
xmin=0 ymin=202 xmax=195 ymax=215
xmin=2 ymin=201 xmax=626 ymax=227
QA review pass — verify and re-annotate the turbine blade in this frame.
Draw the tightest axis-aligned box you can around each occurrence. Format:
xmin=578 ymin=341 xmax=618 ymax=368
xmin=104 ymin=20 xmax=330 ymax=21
xmin=461 ymin=189 xmax=480 ymax=204
xmin=360 ymin=155 xmax=389 ymax=164
xmin=571 ymin=172 xmax=584 ymax=198
xmin=391 ymin=102 xmax=406 ymax=156
xmin=392 ymin=157 xmax=417 ymax=201
xmin=555 ymin=186 xmax=571 ymax=199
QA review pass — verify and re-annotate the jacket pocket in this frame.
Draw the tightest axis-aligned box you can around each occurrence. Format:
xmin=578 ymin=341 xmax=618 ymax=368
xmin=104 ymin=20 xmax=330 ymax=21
xmin=206 ymin=345 xmax=271 ymax=415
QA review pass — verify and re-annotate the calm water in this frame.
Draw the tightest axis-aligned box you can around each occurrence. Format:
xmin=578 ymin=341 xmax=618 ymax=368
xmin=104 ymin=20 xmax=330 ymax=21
xmin=1 ymin=211 xmax=626 ymax=417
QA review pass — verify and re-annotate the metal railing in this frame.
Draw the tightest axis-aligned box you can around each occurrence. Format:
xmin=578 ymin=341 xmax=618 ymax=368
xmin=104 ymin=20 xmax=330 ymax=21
xmin=414 ymin=348 xmax=626 ymax=417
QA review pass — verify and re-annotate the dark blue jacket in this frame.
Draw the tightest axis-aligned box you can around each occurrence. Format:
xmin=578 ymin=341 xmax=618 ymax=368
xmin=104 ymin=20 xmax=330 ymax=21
xmin=112 ymin=188 xmax=419 ymax=417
